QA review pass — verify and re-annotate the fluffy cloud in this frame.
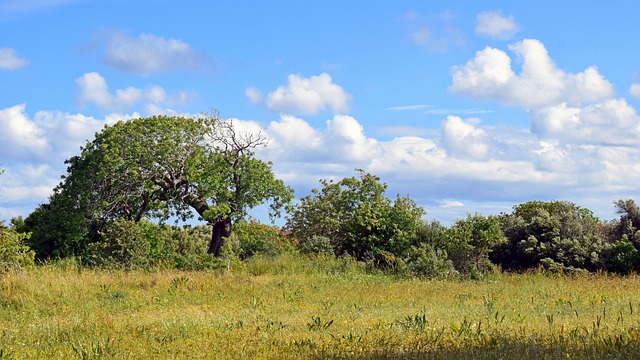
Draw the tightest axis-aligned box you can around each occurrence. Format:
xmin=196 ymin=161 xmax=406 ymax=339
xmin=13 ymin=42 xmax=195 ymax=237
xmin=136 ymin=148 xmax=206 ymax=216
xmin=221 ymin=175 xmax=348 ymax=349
xmin=0 ymin=104 xmax=49 ymax=160
xmin=450 ymin=39 xmax=614 ymax=108
xmin=531 ymin=99 xmax=640 ymax=146
xmin=265 ymin=73 xmax=351 ymax=115
xmin=95 ymin=30 xmax=217 ymax=75
xmin=3 ymin=102 xmax=640 ymax=225
xmin=440 ymin=116 xmax=491 ymax=160
xmin=0 ymin=48 xmax=29 ymax=70
xmin=75 ymin=72 xmax=195 ymax=113
xmin=475 ymin=11 xmax=520 ymax=40
xmin=0 ymin=103 xmax=137 ymax=220
xmin=260 ymin=114 xmax=380 ymax=163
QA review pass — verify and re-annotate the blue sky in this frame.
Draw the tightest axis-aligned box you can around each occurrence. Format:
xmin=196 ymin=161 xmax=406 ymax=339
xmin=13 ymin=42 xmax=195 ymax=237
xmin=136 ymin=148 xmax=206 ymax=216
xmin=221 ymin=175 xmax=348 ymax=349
xmin=2 ymin=0 xmax=640 ymax=224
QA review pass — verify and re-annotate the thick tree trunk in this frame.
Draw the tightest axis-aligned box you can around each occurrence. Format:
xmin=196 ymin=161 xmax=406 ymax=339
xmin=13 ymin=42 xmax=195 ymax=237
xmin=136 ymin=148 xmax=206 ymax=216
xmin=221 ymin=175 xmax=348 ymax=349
xmin=207 ymin=217 xmax=232 ymax=257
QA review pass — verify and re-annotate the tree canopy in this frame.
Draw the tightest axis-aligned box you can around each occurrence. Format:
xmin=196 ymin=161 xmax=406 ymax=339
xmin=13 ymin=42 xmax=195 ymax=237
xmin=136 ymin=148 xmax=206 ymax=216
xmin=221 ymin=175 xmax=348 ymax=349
xmin=33 ymin=114 xmax=293 ymax=257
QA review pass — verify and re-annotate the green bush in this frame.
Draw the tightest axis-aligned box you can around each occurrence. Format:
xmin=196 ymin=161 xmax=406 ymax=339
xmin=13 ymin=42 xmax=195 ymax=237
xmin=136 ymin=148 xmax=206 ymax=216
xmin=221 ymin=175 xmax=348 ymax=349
xmin=285 ymin=170 xmax=424 ymax=264
xmin=0 ymin=226 xmax=35 ymax=272
xmin=230 ymin=220 xmax=294 ymax=259
xmin=84 ymin=219 xmax=216 ymax=270
xmin=444 ymin=214 xmax=505 ymax=277
xmin=404 ymin=243 xmax=454 ymax=279
xmin=605 ymin=235 xmax=640 ymax=274
xmin=85 ymin=219 xmax=150 ymax=269
xmin=297 ymin=235 xmax=334 ymax=255
xmin=494 ymin=200 xmax=609 ymax=272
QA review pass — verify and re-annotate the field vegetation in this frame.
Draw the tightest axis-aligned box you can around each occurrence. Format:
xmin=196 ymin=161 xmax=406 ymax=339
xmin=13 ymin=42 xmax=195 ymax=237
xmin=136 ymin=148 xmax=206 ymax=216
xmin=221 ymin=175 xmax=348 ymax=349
xmin=1 ymin=256 xmax=640 ymax=359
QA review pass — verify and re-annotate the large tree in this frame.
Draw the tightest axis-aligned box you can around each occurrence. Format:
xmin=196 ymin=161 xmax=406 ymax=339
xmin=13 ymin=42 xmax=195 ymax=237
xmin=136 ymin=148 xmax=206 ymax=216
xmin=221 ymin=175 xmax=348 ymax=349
xmin=52 ymin=113 xmax=293 ymax=256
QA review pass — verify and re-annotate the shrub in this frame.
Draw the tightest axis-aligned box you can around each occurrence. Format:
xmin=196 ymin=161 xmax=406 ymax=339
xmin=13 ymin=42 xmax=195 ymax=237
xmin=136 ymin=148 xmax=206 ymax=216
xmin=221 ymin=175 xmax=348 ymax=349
xmin=0 ymin=226 xmax=35 ymax=272
xmin=605 ymin=235 xmax=640 ymax=274
xmin=445 ymin=214 xmax=505 ymax=277
xmin=298 ymin=235 xmax=334 ymax=255
xmin=230 ymin=220 xmax=294 ymax=259
xmin=285 ymin=170 xmax=424 ymax=264
xmin=404 ymin=243 xmax=454 ymax=279
xmin=84 ymin=219 xmax=150 ymax=269
xmin=494 ymin=200 xmax=609 ymax=272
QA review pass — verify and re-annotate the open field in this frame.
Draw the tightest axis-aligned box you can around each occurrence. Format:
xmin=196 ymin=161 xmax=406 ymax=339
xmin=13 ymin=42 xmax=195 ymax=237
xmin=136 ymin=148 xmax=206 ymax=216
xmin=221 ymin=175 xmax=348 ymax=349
xmin=1 ymin=255 xmax=640 ymax=359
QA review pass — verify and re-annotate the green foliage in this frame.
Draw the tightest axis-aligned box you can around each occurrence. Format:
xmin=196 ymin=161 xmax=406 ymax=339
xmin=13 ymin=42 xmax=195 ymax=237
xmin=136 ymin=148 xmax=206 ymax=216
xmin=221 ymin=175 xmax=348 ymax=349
xmin=229 ymin=220 xmax=294 ymax=259
xmin=27 ymin=113 xmax=293 ymax=258
xmin=82 ymin=219 xmax=222 ymax=270
xmin=22 ymin=192 xmax=90 ymax=260
xmin=297 ymin=235 xmax=335 ymax=255
xmin=0 ymin=225 xmax=35 ymax=272
xmin=445 ymin=213 xmax=505 ymax=276
xmin=404 ymin=242 xmax=454 ymax=279
xmin=85 ymin=219 xmax=151 ymax=269
xmin=494 ymin=200 xmax=609 ymax=272
xmin=606 ymin=235 xmax=640 ymax=274
xmin=285 ymin=170 xmax=425 ymax=264
xmin=606 ymin=199 xmax=640 ymax=273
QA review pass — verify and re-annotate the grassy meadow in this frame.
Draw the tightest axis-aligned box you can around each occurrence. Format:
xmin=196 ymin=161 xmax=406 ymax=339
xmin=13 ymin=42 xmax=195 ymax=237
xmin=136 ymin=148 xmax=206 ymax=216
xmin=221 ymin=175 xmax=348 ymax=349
xmin=1 ymin=254 xmax=640 ymax=359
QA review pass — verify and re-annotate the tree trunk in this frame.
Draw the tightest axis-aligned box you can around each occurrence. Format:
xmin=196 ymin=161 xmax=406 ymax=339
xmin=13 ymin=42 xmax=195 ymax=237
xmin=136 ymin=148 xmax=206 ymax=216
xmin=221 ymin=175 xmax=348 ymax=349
xmin=208 ymin=217 xmax=232 ymax=257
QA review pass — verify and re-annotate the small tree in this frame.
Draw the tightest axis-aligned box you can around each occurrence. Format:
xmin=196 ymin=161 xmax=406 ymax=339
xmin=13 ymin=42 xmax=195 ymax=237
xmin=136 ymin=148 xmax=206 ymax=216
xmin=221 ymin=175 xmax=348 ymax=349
xmin=285 ymin=170 xmax=425 ymax=264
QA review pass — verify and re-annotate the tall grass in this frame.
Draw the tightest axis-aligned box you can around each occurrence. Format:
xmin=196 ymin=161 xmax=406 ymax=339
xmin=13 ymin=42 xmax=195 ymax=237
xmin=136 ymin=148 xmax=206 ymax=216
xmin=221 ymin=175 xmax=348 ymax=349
xmin=1 ymin=255 xmax=639 ymax=359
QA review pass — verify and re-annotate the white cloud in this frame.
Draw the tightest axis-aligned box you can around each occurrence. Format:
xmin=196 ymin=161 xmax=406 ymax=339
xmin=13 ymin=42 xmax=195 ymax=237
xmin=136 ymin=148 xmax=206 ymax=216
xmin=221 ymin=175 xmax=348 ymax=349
xmin=630 ymin=83 xmax=640 ymax=99
xmin=440 ymin=116 xmax=490 ymax=160
xmin=386 ymin=104 xmax=432 ymax=111
xmin=75 ymin=72 xmax=195 ymax=114
xmin=0 ymin=104 xmax=49 ymax=160
xmin=0 ymin=48 xmax=29 ymax=70
xmin=450 ymin=39 xmax=615 ymax=108
xmin=0 ymin=104 xmax=139 ymax=221
xmin=475 ymin=11 xmax=520 ymax=40
xmin=265 ymin=73 xmax=351 ymax=115
xmin=75 ymin=72 xmax=142 ymax=112
xmin=531 ymin=99 xmax=640 ymax=146
xmin=96 ymin=30 xmax=217 ymax=75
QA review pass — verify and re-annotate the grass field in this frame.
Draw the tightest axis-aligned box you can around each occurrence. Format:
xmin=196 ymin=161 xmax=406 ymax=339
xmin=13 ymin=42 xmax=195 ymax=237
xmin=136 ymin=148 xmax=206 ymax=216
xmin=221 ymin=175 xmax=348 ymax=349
xmin=1 ymin=254 xmax=640 ymax=359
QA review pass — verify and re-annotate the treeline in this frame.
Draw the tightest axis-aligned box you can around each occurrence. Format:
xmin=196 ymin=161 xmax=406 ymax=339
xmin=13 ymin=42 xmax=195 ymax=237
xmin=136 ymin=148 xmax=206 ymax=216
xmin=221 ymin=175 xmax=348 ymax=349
xmin=2 ymin=170 xmax=640 ymax=278
xmin=2 ymin=114 xmax=640 ymax=277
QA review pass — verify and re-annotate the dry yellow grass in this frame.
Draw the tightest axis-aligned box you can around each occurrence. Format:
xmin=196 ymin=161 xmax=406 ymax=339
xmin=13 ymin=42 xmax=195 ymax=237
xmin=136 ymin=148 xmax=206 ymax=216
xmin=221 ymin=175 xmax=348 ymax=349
xmin=1 ymin=254 xmax=640 ymax=359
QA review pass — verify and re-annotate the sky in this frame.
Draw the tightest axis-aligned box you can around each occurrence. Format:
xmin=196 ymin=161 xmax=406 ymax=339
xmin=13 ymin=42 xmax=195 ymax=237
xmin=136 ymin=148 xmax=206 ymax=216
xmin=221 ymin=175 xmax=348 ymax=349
xmin=2 ymin=0 xmax=640 ymax=225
